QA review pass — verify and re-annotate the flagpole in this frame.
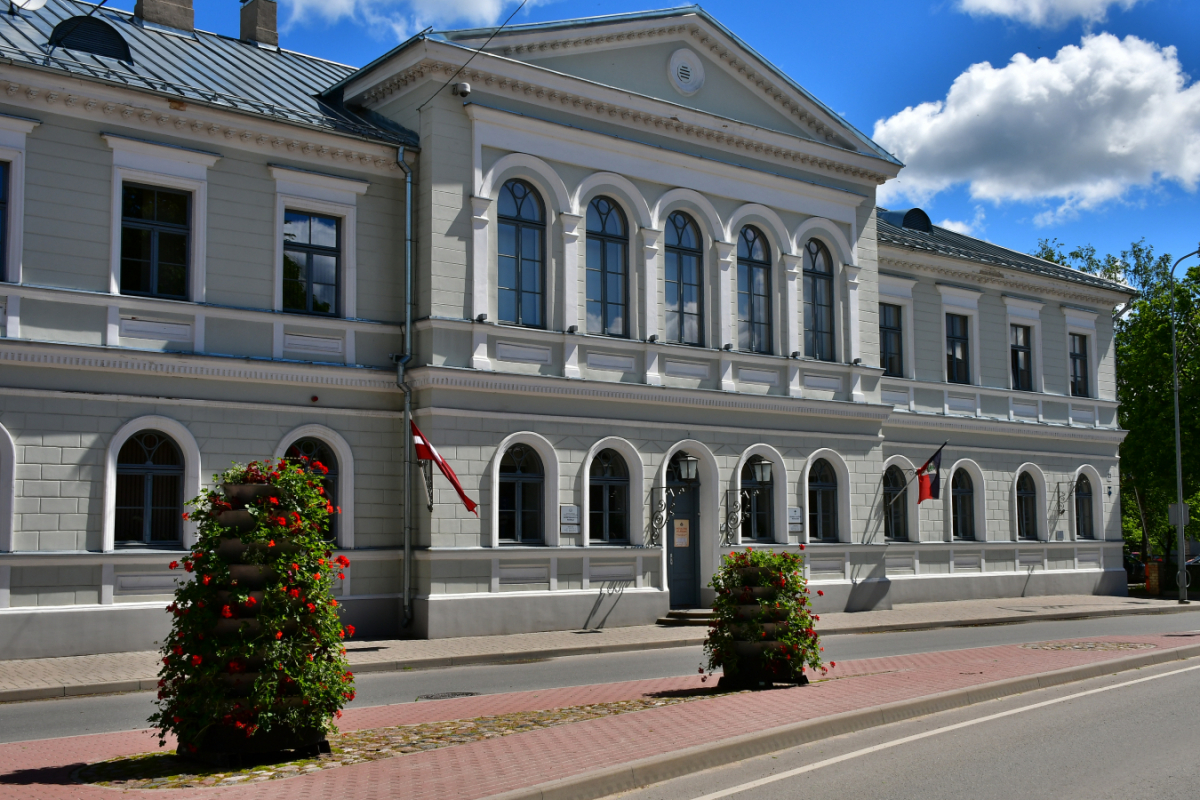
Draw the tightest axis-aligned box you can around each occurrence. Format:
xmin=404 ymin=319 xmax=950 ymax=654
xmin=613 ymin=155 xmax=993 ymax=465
xmin=887 ymin=441 xmax=948 ymax=508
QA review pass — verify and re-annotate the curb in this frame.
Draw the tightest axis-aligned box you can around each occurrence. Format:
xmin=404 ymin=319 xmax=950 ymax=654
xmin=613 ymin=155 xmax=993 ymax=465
xmin=482 ymin=642 xmax=1200 ymax=800
xmin=1 ymin=602 xmax=1194 ymax=704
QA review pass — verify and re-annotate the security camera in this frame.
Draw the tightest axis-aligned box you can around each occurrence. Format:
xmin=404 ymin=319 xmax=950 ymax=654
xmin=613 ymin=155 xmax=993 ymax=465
xmin=452 ymin=82 xmax=471 ymax=98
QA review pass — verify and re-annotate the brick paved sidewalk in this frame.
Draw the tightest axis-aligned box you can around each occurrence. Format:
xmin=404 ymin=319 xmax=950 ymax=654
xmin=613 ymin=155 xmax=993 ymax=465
xmin=2 ymin=632 xmax=1198 ymax=800
xmin=0 ymin=593 xmax=1190 ymax=703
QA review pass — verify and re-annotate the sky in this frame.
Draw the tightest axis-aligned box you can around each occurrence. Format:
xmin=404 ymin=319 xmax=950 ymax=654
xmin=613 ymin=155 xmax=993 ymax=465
xmin=186 ymin=0 xmax=1200 ymax=273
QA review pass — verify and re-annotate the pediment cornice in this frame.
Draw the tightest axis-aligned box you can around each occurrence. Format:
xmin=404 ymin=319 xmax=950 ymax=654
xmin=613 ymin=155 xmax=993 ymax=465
xmin=357 ymin=54 xmax=896 ymax=186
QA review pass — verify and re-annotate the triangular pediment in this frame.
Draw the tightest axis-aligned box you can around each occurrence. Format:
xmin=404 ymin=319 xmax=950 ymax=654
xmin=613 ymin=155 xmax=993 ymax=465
xmin=438 ymin=8 xmax=897 ymax=164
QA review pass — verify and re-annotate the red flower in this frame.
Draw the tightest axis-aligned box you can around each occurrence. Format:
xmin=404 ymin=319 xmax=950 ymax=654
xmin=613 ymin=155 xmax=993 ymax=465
xmin=292 ymin=563 xmax=300 ymax=571
xmin=338 ymin=572 xmax=345 ymax=580
xmin=817 ymin=590 xmax=824 ymax=596
xmin=172 ymin=645 xmax=183 ymax=655
xmin=181 ymin=512 xmax=190 ymax=521
xmin=162 ymin=657 xmax=170 ymax=665
xmin=183 ymin=561 xmax=194 ymax=573
xmin=830 ymin=661 xmax=836 ymax=668
xmin=314 ymin=573 xmax=322 ymax=580
xmin=221 ymin=605 xmax=234 ymax=618
xmin=800 ymin=544 xmax=806 ymax=550
xmin=275 ymin=631 xmax=283 ymax=640
xmin=269 ymin=497 xmax=279 ymax=506
xmin=269 ymin=540 xmax=276 ymax=547
xmin=346 ymin=625 xmax=356 ymax=638
xmin=244 ymin=596 xmax=257 ymax=607
xmin=306 ymin=602 xmax=316 ymax=613
xmin=173 ymin=715 xmax=182 ymax=723
xmin=330 ymin=599 xmax=338 ymax=607
xmin=336 ymin=506 xmax=342 ymax=514
xmin=202 ymin=574 xmax=212 ymax=585
xmin=168 ymin=561 xmax=178 ymax=570
xmin=335 ymin=555 xmax=350 ymax=568
xmin=318 ymin=558 xmax=326 ymax=566
xmin=191 ymin=655 xmax=202 ymax=666
xmin=289 ymin=588 xmax=300 ymax=598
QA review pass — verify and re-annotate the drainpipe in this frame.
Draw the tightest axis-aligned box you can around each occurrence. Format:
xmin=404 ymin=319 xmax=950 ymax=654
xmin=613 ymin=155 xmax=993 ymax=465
xmin=396 ymin=146 xmax=415 ymax=630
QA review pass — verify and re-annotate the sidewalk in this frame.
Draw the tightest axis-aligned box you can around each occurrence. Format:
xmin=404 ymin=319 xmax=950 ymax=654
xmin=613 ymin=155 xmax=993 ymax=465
xmin=2 ymin=632 xmax=1198 ymax=800
xmin=0 ymin=593 xmax=1191 ymax=703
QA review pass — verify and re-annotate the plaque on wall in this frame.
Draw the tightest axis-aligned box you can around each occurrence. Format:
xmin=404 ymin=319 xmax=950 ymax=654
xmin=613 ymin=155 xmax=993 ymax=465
xmin=561 ymin=524 xmax=581 ymax=534
xmin=560 ymin=505 xmax=581 ymax=524
xmin=673 ymin=519 xmax=690 ymax=547
xmin=787 ymin=507 xmax=804 ymax=532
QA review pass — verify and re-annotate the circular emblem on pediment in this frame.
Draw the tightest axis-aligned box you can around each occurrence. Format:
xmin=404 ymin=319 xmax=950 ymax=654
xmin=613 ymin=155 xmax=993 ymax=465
xmin=669 ymin=49 xmax=705 ymax=97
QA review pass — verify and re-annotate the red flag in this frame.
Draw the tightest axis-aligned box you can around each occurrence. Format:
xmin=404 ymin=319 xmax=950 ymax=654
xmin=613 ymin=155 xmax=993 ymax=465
xmin=410 ymin=421 xmax=478 ymax=516
xmin=916 ymin=444 xmax=946 ymax=504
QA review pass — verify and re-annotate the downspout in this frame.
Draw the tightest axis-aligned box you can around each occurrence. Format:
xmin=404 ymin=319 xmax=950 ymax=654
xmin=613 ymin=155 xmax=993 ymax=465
xmin=396 ymin=146 xmax=415 ymax=630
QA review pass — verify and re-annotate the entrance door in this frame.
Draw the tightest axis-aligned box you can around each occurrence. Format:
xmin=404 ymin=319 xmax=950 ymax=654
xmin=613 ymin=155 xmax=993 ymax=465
xmin=666 ymin=479 xmax=700 ymax=608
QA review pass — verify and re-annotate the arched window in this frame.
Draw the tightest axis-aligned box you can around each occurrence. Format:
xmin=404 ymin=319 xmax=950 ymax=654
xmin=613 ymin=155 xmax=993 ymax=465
xmin=499 ymin=444 xmax=544 ymax=543
xmin=737 ymin=225 xmax=771 ymax=354
xmin=589 ymin=449 xmax=629 ymax=544
xmin=740 ymin=456 xmax=774 ymax=541
xmin=497 ymin=179 xmax=545 ymax=328
xmin=585 ymin=197 xmax=628 ymax=337
xmin=952 ymin=470 xmax=975 ymax=541
xmin=665 ymin=211 xmax=702 ymax=346
xmin=883 ymin=465 xmax=908 ymax=541
xmin=1075 ymin=474 xmax=1094 ymax=540
xmin=809 ymin=458 xmax=838 ymax=542
xmin=115 ymin=430 xmax=183 ymax=546
xmin=285 ymin=438 xmax=338 ymax=541
xmin=1017 ymin=472 xmax=1038 ymax=540
xmin=804 ymin=238 xmax=835 ymax=361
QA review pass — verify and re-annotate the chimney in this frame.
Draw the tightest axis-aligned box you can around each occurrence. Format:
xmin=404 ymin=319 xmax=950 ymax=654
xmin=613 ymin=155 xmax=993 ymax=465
xmin=241 ymin=0 xmax=278 ymax=47
xmin=134 ymin=0 xmax=194 ymax=32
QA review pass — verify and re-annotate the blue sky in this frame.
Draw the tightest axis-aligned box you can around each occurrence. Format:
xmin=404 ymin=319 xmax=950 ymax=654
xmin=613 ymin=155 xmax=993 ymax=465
xmin=190 ymin=0 xmax=1200 ymax=272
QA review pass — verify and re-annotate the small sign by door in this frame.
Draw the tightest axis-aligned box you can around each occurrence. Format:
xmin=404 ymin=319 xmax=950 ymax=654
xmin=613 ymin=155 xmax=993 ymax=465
xmin=787 ymin=507 xmax=804 ymax=532
xmin=560 ymin=505 xmax=580 ymax=524
xmin=673 ymin=519 xmax=690 ymax=547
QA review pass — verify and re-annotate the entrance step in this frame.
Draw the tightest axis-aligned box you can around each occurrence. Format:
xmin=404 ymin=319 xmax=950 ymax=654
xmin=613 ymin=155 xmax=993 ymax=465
xmin=657 ymin=609 xmax=714 ymax=626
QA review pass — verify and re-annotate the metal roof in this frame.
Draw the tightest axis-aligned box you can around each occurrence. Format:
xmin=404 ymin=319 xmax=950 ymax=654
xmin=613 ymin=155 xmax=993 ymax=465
xmin=0 ymin=0 xmax=415 ymax=146
xmin=877 ymin=209 xmax=1134 ymax=296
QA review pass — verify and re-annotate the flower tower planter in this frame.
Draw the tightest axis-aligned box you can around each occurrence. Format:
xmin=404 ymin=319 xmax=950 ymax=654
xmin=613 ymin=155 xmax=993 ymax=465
xmin=151 ymin=458 xmax=356 ymax=766
xmin=704 ymin=549 xmax=827 ymax=689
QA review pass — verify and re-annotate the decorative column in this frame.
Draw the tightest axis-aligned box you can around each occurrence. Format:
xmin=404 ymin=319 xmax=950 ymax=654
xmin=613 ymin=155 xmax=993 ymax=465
xmin=561 ymin=212 xmax=583 ymax=379
xmin=470 ymin=196 xmax=492 ymax=370
xmin=783 ymin=254 xmax=803 ymax=397
xmin=845 ymin=264 xmax=865 ymax=402
xmin=642 ymin=227 xmax=663 ymax=386
xmin=2 ymin=295 xmax=17 ymax=338
xmin=716 ymin=241 xmax=735 ymax=350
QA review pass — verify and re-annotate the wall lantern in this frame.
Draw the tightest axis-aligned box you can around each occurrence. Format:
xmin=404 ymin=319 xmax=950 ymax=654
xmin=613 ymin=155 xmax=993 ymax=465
xmin=751 ymin=459 xmax=773 ymax=484
xmin=677 ymin=453 xmax=700 ymax=483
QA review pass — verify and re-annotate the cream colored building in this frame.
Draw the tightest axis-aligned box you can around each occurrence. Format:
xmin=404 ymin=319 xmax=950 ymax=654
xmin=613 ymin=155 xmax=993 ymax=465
xmin=0 ymin=2 xmax=1132 ymax=656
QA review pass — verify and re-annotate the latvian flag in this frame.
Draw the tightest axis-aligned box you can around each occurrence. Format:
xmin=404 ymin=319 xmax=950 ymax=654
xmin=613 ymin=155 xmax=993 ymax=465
xmin=916 ymin=444 xmax=946 ymax=504
xmin=410 ymin=421 xmax=479 ymax=516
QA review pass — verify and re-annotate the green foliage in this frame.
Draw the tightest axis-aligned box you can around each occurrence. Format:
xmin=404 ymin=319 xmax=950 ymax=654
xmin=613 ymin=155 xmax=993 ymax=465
xmin=150 ymin=458 xmax=355 ymax=752
xmin=1033 ymin=237 xmax=1200 ymax=558
xmin=704 ymin=549 xmax=826 ymax=683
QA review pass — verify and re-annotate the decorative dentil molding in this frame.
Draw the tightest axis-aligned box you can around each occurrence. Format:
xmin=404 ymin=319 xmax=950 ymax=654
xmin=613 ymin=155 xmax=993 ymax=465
xmin=496 ymin=23 xmax=857 ymax=150
xmin=361 ymin=59 xmax=891 ymax=185
xmin=878 ymin=255 xmax=1124 ymax=307
xmin=0 ymin=74 xmax=401 ymax=173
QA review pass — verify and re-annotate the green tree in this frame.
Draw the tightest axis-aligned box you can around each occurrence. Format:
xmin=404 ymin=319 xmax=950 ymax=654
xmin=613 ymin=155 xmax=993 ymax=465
xmin=1033 ymin=237 xmax=1200 ymax=561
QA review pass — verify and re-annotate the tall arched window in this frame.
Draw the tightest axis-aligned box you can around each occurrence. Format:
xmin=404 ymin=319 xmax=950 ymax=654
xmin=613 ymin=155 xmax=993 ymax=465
xmin=809 ymin=458 xmax=838 ymax=542
xmin=740 ymin=456 xmax=774 ymax=542
xmin=285 ymin=437 xmax=338 ymax=541
xmin=586 ymin=197 xmax=628 ymax=337
xmin=1075 ymin=474 xmax=1094 ymax=540
xmin=497 ymin=179 xmax=545 ymax=328
xmin=664 ymin=211 xmax=702 ymax=346
xmin=589 ymin=449 xmax=629 ymax=544
xmin=499 ymin=444 xmax=544 ymax=543
xmin=883 ymin=465 xmax=908 ymax=541
xmin=737 ymin=225 xmax=771 ymax=353
xmin=804 ymin=238 xmax=835 ymax=361
xmin=1017 ymin=472 xmax=1038 ymax=540
xmin=952 ymin=470 xmax=976 ymax=541
xmin=115 ymin=430 xmax=183 ymax=546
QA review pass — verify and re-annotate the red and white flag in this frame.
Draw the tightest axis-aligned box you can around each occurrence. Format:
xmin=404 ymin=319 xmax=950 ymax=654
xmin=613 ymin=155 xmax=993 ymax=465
xmin=411 ymin=421 xmax=478 ymax=515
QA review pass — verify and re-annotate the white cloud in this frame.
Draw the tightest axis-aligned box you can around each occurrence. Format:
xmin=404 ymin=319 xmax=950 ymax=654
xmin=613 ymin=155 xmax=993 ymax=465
xmin=873 ymin=34 xmax=1200 ymax=224
xmin=957 ymin=0 xmax=1143 ymax=28
xmin=280 ymin=0 xmax=534 ymax=41
xmin=939 ymin=207 xmax=987 ymax=236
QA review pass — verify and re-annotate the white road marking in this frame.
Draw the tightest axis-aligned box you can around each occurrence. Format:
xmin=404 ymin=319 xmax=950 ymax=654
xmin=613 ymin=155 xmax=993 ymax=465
xmin=688 ymin=662 xmax=1200 ymax=800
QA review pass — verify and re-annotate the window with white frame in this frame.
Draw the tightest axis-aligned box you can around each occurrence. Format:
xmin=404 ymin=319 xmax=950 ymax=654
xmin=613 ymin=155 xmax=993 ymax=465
xmin=0 ymin=113 xmax=36 ymax=285
xmin=269 ymin=165 xmax=366 ymax=320
xmin=880 ymin=303 xmax=903 ymax=377
xmin=1002 ymin=296 xmax=1044 ymax=393
xmin=1070 ymin=333 xmax=1090 ymax=397
xmin=1062 ymin=306 xmax=1099 ymax=400
xmin=936 ymin=284 xmax=981 ymax=386
xmin=946 ymin=313 xmax=971 ymax=385
xmin=104 ymin=134 xmax=217 ymax=303
xmin=1010 ymin=324 xmax=1033 ymax=391
xmin=878 ymin=274 xmax=916 ymax=379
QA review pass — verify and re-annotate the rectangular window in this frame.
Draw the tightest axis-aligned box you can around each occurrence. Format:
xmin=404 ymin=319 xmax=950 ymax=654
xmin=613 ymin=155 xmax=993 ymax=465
xmin=1011 ymin=324 xmax=1033 ymax=391
xmin=946 ymin=313 xmax=971 ymax=384
xmin=283 ymin=210 xmax=340 ymax=316
xmin=120 ymin=184 xmax=190 ymax=299
xmin=1070 ymin=333 xmax=1090 ymax=397
xmin=880 ymin=303 xmax=903 ymax=377
xmin=0 ymin=161 xmax=9 ymax=281
xmin=664 ymin=248 xmax=702 ymax=345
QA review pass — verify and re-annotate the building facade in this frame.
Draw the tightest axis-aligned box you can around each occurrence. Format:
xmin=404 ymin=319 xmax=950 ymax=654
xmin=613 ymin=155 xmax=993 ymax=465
xmin=0 ymin=2 xmax=1132 ymax=657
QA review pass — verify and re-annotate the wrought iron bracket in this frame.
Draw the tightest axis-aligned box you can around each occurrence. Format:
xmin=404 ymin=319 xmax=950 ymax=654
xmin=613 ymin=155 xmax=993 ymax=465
xmin=719 ymin=489 xmax=745 ymax=547
xmin=649 ymin=485 xmax=691 ymax=547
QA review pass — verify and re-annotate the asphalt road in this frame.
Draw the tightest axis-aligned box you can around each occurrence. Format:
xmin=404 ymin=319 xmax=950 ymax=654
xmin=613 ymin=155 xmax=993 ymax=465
xmin=609 ymin=656 xmax=1200 ymax=800
xmin=2 ymin=608 xmax=1199 ymax=744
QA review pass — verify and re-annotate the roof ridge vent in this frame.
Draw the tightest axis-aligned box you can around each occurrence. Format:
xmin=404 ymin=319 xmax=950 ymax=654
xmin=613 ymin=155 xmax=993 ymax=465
xmin=879 ymin=207 xmax=932 ymax=233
